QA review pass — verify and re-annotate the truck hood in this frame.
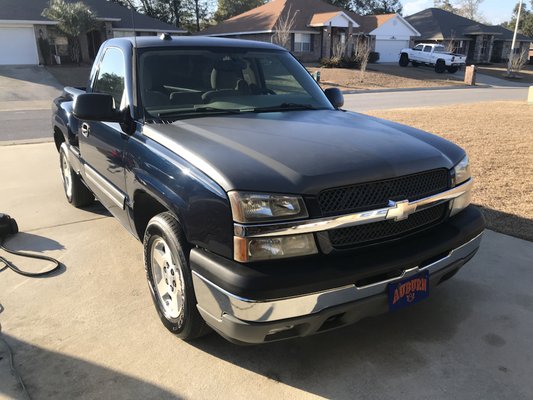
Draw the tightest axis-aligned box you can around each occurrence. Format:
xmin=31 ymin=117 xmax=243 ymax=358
xmin=143 ymin=110 xmax=464 ymax=194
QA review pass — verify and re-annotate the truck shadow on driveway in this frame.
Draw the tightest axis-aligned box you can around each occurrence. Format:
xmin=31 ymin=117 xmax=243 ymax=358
xmin=0 ymin=333 xmax=182 ymax=400
xmin=190 ymin=278 xmax=484 ymax=399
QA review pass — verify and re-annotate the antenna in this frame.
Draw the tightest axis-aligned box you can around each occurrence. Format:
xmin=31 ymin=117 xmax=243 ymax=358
xmin=130 ymin=6 xmax=138 ymax=48
xmin=130 ymin=6 xmax=144 ymax=124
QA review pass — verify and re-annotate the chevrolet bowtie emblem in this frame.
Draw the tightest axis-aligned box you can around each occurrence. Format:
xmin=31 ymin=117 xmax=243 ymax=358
xmin=386 ymin=200 xmax=418 ymax=221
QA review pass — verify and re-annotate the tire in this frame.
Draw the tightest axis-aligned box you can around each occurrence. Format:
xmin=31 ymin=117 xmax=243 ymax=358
xmin=399 ymin=53 xmax=409 ymax=67
xmin=59 ymin=145 xmax=94 ymax=207
xmin=435 ymin=59 xmax=446 ymax=73
xmin=447 ymin=66 xmax=459 ymax=74
xmin=144 ymin=212 xmax=211 ymax=340
xmin=411 ymin=61 xmax=420 ymax=67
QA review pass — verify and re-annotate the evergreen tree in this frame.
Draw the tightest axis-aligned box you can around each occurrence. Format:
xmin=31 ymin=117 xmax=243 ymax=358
xmin=213 ymin=0 xmax=266 ymax=22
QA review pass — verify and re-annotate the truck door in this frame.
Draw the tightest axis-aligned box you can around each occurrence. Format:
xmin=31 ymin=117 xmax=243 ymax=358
xmin=422 ymin=45 xmax=433 ymax=63
xmin=78 ymin=46 xmax=130 ymax=226
xmin=411 ymin=44 xmax=424 ymax=62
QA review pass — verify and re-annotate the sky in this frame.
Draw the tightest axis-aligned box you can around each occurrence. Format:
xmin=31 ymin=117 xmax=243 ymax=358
xmin=401 ymin=0 xmax=521 ymax=25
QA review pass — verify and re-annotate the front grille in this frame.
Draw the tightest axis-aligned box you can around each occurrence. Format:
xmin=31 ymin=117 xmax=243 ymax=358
xmin=329 ymin=203 xmax=448 ymax=249
xmin=318 ymin=169 xmax=450 ymax=216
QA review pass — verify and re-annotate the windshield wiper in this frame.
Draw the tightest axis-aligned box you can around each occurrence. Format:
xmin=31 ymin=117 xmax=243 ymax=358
xmin=253 ymin=103 xmax=323 ymax=113
xmin=158 ymin=106 xmax=249 ymax=117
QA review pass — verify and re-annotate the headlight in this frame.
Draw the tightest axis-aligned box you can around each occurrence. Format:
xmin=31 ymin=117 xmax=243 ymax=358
xmin=228 ymin=192 xmax=308 ymax=223
xmin=451 ymin=155 xmax=472 ymax=216
xmin=454 ymin=155 xmax=471 ymax=186
xmin=234 ymin=234 xmax=318 ymax=262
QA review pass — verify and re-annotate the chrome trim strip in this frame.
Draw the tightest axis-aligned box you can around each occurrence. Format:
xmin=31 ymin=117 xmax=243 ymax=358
xmin=235 ymin=179 xmax=473 ymax=238
xmin=192 ymin=232 xmax=483 ymax=323
xmin=84 ymin=164 xmax=125 ymax=210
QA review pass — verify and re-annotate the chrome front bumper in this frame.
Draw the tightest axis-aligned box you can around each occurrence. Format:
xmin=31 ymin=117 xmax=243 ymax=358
xmin=192 ymin=232 xmax=483 ymax=342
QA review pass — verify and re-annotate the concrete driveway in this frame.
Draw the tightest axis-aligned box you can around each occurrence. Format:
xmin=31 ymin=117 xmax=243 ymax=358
xmin=1 ymin=142 xmax=533 ymax=400
xmin=0 ymin=66 xmax=61 ymax=143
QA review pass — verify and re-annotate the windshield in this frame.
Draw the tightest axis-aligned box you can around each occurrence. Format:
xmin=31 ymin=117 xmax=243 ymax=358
xmin=433 ymin=45 xmax=447 ymax=53
xmin=138 ymin=48 xmax=334 ymax=119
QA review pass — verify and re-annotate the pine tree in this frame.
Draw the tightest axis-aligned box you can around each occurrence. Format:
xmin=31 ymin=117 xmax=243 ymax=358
xmin=213 ymin=0 xmax=266 ymax=22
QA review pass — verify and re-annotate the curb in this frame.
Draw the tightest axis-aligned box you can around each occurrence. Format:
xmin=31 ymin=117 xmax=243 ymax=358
xmin=0 ymin=138 xmax=54 ymax=146
xmin=341 ymin=84 xmax=491 ymax=95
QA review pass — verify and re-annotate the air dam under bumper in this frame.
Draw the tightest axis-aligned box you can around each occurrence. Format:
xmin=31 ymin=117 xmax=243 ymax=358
xmin=191 ymin=206 xmax=484 ymax=344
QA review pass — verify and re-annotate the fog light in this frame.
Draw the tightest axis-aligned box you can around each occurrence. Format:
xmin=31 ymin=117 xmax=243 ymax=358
xmin=267 ymin=325 xmax=295 ymax=335
xmin=234 ymin=234 xmax=318 ymax=262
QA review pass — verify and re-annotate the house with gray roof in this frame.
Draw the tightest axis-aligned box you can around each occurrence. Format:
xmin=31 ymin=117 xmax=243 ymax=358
xmin=406 ymin=8 xmax=532 ymax=63
xmin=0 ymin=0 xmax=186 ymax=65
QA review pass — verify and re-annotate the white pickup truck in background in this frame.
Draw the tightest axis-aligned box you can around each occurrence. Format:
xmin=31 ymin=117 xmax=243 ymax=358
xmin=399 ymin=43 xmax=467 ymax=74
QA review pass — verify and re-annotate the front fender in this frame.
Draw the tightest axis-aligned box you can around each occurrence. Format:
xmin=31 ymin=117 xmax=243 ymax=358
xmin=126 ymin=134 xmax=234 ymax=259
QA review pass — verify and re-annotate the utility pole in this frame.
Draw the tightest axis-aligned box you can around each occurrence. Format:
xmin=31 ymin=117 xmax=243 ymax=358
xmin=507 ymin=0 xmax=523 ymax=76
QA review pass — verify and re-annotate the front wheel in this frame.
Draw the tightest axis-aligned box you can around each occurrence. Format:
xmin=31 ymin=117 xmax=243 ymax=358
xmin=59 ymin=145 xmax=94 ymax=207
xmin=435 ymin=59 xmax=446 ymax=73
xmin=144 ymin=212 xmax=210 ymax=340
xmin=399 ymin=53 xmax=409 ymax=67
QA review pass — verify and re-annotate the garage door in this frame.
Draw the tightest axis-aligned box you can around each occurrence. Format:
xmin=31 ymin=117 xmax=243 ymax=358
xmin=0 ymin=26 xmax=39 ymax=65
xmin=375 ymin=39 xmax=410 ymax=63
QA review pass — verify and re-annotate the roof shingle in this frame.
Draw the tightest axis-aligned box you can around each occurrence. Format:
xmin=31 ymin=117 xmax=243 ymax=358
xmin=0 ymin=0 xmax=185 ymax=32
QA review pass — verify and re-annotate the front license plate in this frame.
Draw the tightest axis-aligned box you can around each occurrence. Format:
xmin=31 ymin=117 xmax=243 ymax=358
xmin=388 ymin=271 xmax=429 ymax=312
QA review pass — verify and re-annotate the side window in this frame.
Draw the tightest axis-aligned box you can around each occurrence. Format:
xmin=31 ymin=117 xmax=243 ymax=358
xmin=423 ymin=46 xmax=432 ymax=53
xmin=93 ymin=48 xmax=126 ymax=110
xmin=259 ymin=56 xmax=306 ymax=95
xmin=413 ymin=44 xmax=423 ymax=51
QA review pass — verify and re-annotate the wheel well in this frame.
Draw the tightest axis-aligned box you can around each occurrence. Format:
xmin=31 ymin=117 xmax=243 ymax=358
xmin=133 ymin=191 xmax=169 ymax=240
xmin=54 ymin=127 xmax=65 ymax=151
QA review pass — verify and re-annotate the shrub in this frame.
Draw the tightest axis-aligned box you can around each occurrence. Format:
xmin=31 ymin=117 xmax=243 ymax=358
xmin=320 ymin=56 xmax=361 ymax=69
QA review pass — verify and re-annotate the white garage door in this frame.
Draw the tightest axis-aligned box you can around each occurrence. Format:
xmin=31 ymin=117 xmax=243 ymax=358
xmin=0 ymin=26 xmax=39 ymax=65
xmin=375 ymin=39 xmax=409 ymax=63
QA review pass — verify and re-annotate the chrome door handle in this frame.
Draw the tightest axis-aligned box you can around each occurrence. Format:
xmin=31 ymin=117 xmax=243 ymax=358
xmin=81 ymin=122 xmax=90 ymax=137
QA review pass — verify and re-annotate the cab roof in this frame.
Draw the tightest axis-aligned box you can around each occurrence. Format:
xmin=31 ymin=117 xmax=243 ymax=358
xmin=108 ymin=36 xmax=286 ymax=51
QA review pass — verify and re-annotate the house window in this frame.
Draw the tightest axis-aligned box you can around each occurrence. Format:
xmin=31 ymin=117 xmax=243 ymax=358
xmin=452 ymin=40 xmax=464 ymax=53
xmin=481 ymin=38 xmax=489 ymax=55
xmin=294 ymin=33 xmax=312 ymax=52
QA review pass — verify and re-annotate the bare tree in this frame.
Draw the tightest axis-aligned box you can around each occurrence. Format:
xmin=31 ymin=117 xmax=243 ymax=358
xmin=509 ymin=47 xmax=529 ymax=76
xmin=445 ymin=30 xmax=457 ymax=52
xmin=354 ymin=37 xmax=371 ymax=82
xmin=272 ymin=6 xmax=297 ymax=49
xmin=457 ymin=0 xmax=485 ymax=21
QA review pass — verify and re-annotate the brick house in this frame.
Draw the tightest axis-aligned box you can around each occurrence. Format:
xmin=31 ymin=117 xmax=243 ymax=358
xmin=0 ymin=0 xmax=185 ymax=65
xmin=406 ymin=8 xmax=532 ymax=64
xmin=198 ymin=0 xmax=420 ymax=63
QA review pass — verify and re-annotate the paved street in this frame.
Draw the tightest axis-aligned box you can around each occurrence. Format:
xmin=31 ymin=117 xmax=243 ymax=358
xmin=1 ymin=142 xmax=533 ymax=400
xmin=0 ymin=66 xmax=60 ymax=143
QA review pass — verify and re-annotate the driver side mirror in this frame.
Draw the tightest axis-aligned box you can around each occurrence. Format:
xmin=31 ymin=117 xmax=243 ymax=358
xmin=73 ymin=93 xmax=124 ymax=122
xmin=324 ymin=88 xmax=344 ymax=109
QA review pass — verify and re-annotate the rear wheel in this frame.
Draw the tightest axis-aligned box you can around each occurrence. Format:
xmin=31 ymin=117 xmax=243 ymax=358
xmin=399 ymin=53 xmax=409 ymax=67
xmin=59 ymin=145 xmax=94 ymax=207
xmin=447 ymin=66 xmax=459 ymax=74
xmin=144 ymin=212 xmax=210 ymax=340
xmin=435 ymin=59 xmax=446 ymax=73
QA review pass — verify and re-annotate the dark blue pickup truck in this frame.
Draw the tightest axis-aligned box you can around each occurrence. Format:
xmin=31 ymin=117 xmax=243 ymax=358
xmin=52 ymin=36 xmax=484 ymax=344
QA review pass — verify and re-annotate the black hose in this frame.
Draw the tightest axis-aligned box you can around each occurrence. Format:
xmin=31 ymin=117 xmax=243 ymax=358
xmin=0 ymin=239 xmax=61 ymax=277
